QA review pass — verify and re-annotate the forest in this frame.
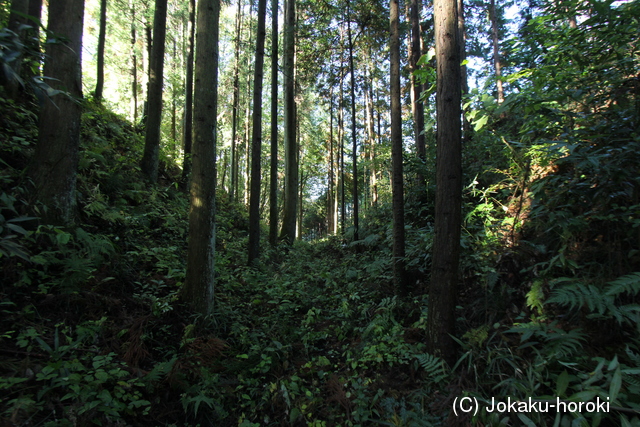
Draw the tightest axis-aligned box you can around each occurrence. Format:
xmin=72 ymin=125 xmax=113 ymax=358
xmin=1 ymin=0 xmax=639 ymax=424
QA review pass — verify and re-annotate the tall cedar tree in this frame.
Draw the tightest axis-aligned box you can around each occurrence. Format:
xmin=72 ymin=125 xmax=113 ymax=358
xmin=458 ymin=0 xmax=470 ymax=140
xmin=269 ymin=0 xmax=279 ymax=246
xmin=181 ymin=0 xmax=196 ymax=186
xmin=248 ymin=0 xmax=267 ymax=264
xmin=339 ymin=42 xmax=345 ymax=234
xmin=489 ymin=0 xmax=503 ymax=103
xmin=30 ymin=0 xmax=84 ymax=225
xmin=428 ymin=0 xmax=462 ymax=365
xmin=327 ymin=88 xmax=336 ymax=234
xmin=279 ymin=0 xmax=297 ymax=244
xmin=94 ymin=0 xmax=107 ymax=100
xmin=347 ymin=7 xmax=358 ymax=241
xmin=140 ymin=0 xmax=168 ymax=183
xmin=409 ymin=0 xmax=427 ymax=191
xmin=242 ymin=2 xmax=255 ymax=205
xmin=182 ymin=0 xmax=220 ymax=315
xmin=129 ymin=0 xmax=138 ymax=121
xmin=410 ymin=0 xmax=426 ymax=169
xmin=230 ymin=0 xmax=243 ymax=202
xmin=389 ymin=0 xmax=406 ymax=294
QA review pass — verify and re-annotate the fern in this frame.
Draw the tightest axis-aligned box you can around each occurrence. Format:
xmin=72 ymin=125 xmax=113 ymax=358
xmin=546 ymin=272 xmax=640 ymax=326
xmin=605 ymin=272 xmax=640 ymax=298
xmin=143 ymin=356 xmax=177 ymax=384
xmin=547 ymin=282 xmax=606 ymax=314
xmin=544 ymin=326 xmax=586 ymax=358
xmin=415 ymin=353 xmax=449 ymax=384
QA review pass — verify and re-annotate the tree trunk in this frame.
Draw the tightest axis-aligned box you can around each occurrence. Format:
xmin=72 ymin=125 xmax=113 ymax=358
xmin=328 ymin=90 xmax=335 ymax=234
xmin=279 ymin=0 xmax=297 ymax=245
xmin=339 ymin=34 xmax=346 ymax=234
xmin=373 ymin=85 xmax=381 ymax=205
xmin=364 ymin=67 xmax=377 ymax=207
xmin=140 ymin=0 xmax=168 ymax=183
xmin=458 ymin=0 xmax=470 ymax=141
xmin=298 ymin=164 xmax=304 ymax=239
xmin=346 ymin=14 xmax=358 ymax=242
xmin=30 ymin=0 xmax=84 ymax=225
xmin=94 ymin=0 xmax=107 ymax=100
xmin=217 ymin=149 xmax=229 ymax=192
xmin=428 ymin=0 xmax=462 ymax=366
xmin=181 ymin=0 xmax=196 ymax=186
xmin=182 ymin=0 xmax=220 ymax=316
xmin=243 ymin=0 xmax=255 ymax=205
xmin=248 ymin=0 xmax=267 ymax=264
xmin=230 ymin=0 xmax=243 ymax=202
xmin=130 ymin=0 xmax=138 ymax=121
xmin=410 ymin=0 xmax=426 ymax=166
xmin=170 ymin=38 xmax=177 ymax=144
xmin=139 ymin=16 xmax=152 ymax=125
xmin=489 ymin=0 xmax=503 ymax=104
xmin=268 ymin=0 xmax=279 ymax=246
xmin=390 ymin=0 xmax=406 ymax=295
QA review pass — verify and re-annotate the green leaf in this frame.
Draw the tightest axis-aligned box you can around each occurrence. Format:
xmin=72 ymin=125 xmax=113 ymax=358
xmin=556 ymin=370 xmax=570 ymax=397
xmin=95 ymin=370 xmax=109 ymax=382
xmin=473 ymin=115 xmax=489 ymax=132
xmin=517 ymin=413 xmax=537 ymax=427
xmin=289 ymin=407 xmax=301 ymax=424
xmin=568 ymin=390 xmax=597 ymax=402
xmin=56 ymin=231 xmax=71 ymax=246
xmin=35 ymin=336 xmax=52 ymax=353
xmin=97 ymin=389 xmax=112 ymax=404
xmin=609 ymin=367 xmax=622 ymax=402
xmin=6 ymin=223 xmax=28 ymax=235
xmin=417 ymin=48 xmax=435 ymax=66
xmin=189 ymin=394 xmax=214 ymax=417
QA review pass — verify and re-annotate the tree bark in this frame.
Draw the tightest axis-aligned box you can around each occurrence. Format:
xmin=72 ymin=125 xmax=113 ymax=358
xmin=130 ymin=0 xmax=138 ymax=121
xmin=410 ymin=0 xmax=426 ymax=166
xmin=458 ymin=0 xmax=470 ymax=141
xmin=279 ymin=0 xmax=297 ymax=245
xmin=328 ymin=90 xmax=335 ymax=234
xmin=243 ymin=0 xmax=255 ymax=205
xmin=365 ymin=67 xmax=377 ymax=207
xmin=140 ymin=0 xmax=168 ymax=183
xmin=139 ymin=15 xmax=152 ymax=125
xmin=248 ymin=0 xmax=267 ymax=264
xmin=428 ymin=0 xmax=462 ymax=366
xmin=339 ymin=32 xmax=346 ymax=235
xmin=390 ymin=0 xmax=406 ymax=294
xmin=30 ymin=0 xmax=84 ymax=225
xmin=181 ymin=0 xmax=196 ymax=186
xmin=94 ymin=0 xmax=107 ymax=100
xmin=489 ymin=0 xmax=503 ymax=104
xmin=230 ymin=0 xmax=243 ymax=202
xmin=268 ymin=0 xmax=279 ymax=246
xmin=182 ymin=0 xmax=220 ymax=316
xmin=347 ymin=8 xmax=358 ymax=242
